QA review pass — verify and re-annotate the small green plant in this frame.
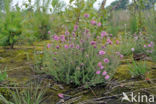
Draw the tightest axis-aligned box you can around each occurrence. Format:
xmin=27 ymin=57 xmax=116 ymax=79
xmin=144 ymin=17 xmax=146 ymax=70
xmin=0 ymin=67 xmax=7 ymax=82
xmin=0 ymin=84 xmax=46 ymax=104
xmin=0 ymin=71 xmax=7 ymax=82
xmin=129 ymin=60 xmax=149 ymax=78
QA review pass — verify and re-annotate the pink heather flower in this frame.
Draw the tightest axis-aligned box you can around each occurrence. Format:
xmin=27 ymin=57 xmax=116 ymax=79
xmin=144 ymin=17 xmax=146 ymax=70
xmin=134 ymin=36 xmax=138 ymax=40
xmin=148 ymin=44 xmax=152 ymax=47
xmin=54 ymin=52 xmax=57 ymax=55
xmin=131 ymin=48 xmax=135 ymax=52
xmin=72 ymin=32 xmax=76 ymax=37
xmin=110 ymin=34 xmax=113 ymax=37
xmin=149 ymin=50 xmax=153 ymax=53
xmin=144 ymin=45 xmax=147 ymax=48
xmin=150 ymin=42 xmax=154 ymax=46
xmin=80 ymin=63 xmax=84 ymax=66
xmin=104 ymin=58 xmax=109 ymax=63
xmin=69 ymin=44 xmax=74 ymax=48
xmin=116 ymin=40 xmax=119 ymax=44
xmin=99 ymin=50 xmax=106 ymax=55
xmin=84 ymin=13 xmax=89 ymax=18
xmin=90 ymin=41 xmax=96 ymax=45
xmin=58 ymin=93 xmax=64 ymax=98
xmin=64 ymin=45 xmax=69 ymax=49
xmin=47 ymin=43 xmax=51 ymax=48
xmin=74 ymin=25 xmax=78 ymax=31
xmin=53 ymin=58 xmax=56 ymax=61
xmin=98 ymin=62 xmax=102 ymax=67
xmin=147 ymin=50 xmax=153 ymax=53
xmin=94 ymin=46 xmax=97 ymax=48
xmin=85 ymin=29 xmax=89 ymax=33
xmin=80 ymin=40 xmax=85 ymax=44
xmin=116 ymin=52 xmax=120 ymax=55
xmin=56 ymin=45 xmax=60 ymax=49
xmin=101 ymin=31 xmax=107 ymax=38
xmin=65 ymin=31 xmax=70 ymax=35
xmin=120 ymin=54 xmax=124 ymax=58
xmin=100 ymin=66 xmax=104 ymax=70
xmin=101 ymin=46 xmax=105 ymax=49
xmin=107 ymin=39 xmax=113 ymax=45
xmin=81 ymin=48 xmax=84 ymax=51
xmin=97 ymin=22 xmax=101 ymax=27
xmin=102 ymin=71 xmax=107 ymax=76
xmin=91 ymin=20 xmax=96 ymax=25
xmin=53 ymin=35 xmax=59 ymax=41
xmin=76 ymin=45 xmax=80 ymax=49
xmin=87 ymin=34 xmax=91 ymax=38
xmin=109 ymin=41 xmax=113 ymax=45
xmin=86 ymin=54 xmax=89 ymax=57
xmin=96 ymin=70 xmax=101 ymax=75
xmin=60 ymin=35 xmax=65 ymax=42
xmin=48 ymin=31 xmax=51 ymax=34
xmin=107 ymin=38 xmax=110 ymax=42
xmin=105 ymin=75 xmax=110 ymax=80
xmin=97 ymin=36 xmax=100 ymax=39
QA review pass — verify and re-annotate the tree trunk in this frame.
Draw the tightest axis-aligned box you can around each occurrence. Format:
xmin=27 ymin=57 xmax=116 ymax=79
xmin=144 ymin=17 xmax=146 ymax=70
xmin=10 ymin=43 xmax=14 ymax=49
xmin=100 ymin=0 xmax=107 ymax=11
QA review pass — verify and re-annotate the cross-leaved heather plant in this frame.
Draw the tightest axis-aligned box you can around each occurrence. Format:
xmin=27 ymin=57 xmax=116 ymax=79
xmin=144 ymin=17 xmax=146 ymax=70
xmin=110 ymin=32 xmax=152 ymax=56
xmin=36 ymin=22 xmax=122 ymax=87
xmin=144 ymin=9 xmax=156 ymax=62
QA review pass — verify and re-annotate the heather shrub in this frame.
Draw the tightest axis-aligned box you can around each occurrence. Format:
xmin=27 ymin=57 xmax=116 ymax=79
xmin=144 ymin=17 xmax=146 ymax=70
xmin=110 ymin=33 xmax=153 ymax=56
xmin=144 ymin=9 xmax=156 ymax=61
xmin=36 ymin=19 xmax=123 ymax=86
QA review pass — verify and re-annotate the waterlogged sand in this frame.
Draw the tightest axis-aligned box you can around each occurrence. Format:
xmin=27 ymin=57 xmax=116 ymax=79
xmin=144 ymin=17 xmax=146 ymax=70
xmin=0 ymin=42 xmax=156 ymax=104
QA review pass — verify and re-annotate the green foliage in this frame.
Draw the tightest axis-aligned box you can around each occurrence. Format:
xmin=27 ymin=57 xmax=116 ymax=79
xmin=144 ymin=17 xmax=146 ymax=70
xmin=129 ymin=61 xmax=149 ymax=77
xmin=129 ymin=16 xmax=137 ymax=34
xmin=0 ymin=0 xmax=12 ymax=10
xmin=0 ymin=67 xmax=7 ymax=82
xmin=0 ymin=0 xmax=5 ymax=10
xmin=30 ymin=12 xmax=51 ymax=40
xmin=51 ymin=0 xmax=66 ymax=13
xmin=109 ymin=0 xmax=129 ymax=10
xmin=0 ymin=1 xmax=23 ymax=48
xmin=113 ymin=33 xmax=147 ymax=56
xmin=144 ymin=8 xmax=156 ymax=61
xmin=107 ymin=23 xmax=120 ymax=37
xmin=152 ymin=46 xmax=156 ymax=62
xmin=0 ymin=84 xmax=46 ymax=104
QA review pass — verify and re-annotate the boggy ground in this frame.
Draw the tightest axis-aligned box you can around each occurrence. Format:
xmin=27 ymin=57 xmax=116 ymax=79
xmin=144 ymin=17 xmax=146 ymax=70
xmin=0 ymin=41 xmax=156 ymax=104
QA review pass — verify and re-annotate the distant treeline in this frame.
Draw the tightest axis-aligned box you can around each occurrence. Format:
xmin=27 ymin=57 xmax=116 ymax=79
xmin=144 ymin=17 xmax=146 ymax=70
xmin=107 ymin=0 xmax=156 ymax=10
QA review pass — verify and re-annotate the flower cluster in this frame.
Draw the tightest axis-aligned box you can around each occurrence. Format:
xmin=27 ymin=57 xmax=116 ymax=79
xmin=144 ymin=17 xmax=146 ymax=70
xmin=96 ymin=58 xmax=110 ymax=80
xmin=144 ymin=41 xmax=154 ymax=54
